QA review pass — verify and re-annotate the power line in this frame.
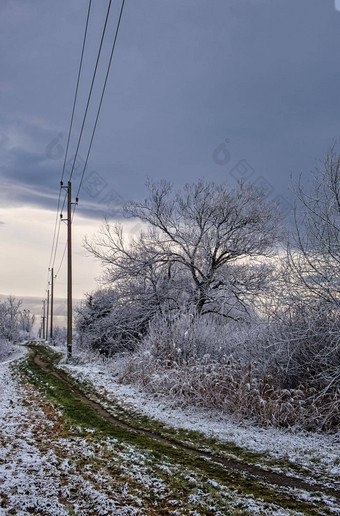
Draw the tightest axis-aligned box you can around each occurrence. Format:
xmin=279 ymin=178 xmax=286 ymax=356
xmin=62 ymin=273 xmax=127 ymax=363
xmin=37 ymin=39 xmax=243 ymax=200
xmin=68 ymin=0 xmax=113 ymax=184
xmin=51 ymin=189 xmax=68 ymax=271
xmin=51 ymin=0 xmax=114 ymax=281
xmin=46 ymin=0 xmax=127 ymax=347
xmin=55 ymin=204 xmax=77 ymax=278
xmin=61 ymin=0 xmax=93 ymax=185
xmin=48 ymin=0 xmax=92 ymax=272
xmin=55 ymin=240 xmax=67 ymax=278
xmin=56 ymin=0 xmax=126 ymax=275
xmin=76 ymin=0 xmax=126 ymax=201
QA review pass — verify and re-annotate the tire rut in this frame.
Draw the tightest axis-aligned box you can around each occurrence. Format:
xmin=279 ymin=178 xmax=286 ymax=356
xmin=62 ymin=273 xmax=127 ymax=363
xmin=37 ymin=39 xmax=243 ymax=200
xmin=33 ymin=352 xmax=340 ymax=502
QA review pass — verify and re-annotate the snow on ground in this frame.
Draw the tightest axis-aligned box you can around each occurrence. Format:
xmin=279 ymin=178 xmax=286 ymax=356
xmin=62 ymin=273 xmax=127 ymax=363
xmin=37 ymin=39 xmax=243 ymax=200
xmin=0 ymin=352 xmax=148 ymax=515
xmin=57 ymin=344 xmax=340 ymax=489
xmin=0 ymin=342 xmax=27 ymax=364
xmin=1 ymin=343 xmax=338 ymax=514
xmin=1 ymin=349 xmax=310 ymax=516
xmin=0 ymin=355 xmax=68 ymax=514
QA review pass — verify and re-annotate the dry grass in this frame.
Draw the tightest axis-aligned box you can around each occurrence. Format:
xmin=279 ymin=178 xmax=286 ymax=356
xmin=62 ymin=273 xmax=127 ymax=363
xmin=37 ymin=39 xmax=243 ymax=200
xmin=121 ymin=340 xmax=340 ymax=433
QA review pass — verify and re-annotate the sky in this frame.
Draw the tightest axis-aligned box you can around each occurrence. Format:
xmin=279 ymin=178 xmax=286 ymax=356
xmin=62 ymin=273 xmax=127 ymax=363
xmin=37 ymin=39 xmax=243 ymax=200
xmin=1 ymin=0 xmax=340 ymax=323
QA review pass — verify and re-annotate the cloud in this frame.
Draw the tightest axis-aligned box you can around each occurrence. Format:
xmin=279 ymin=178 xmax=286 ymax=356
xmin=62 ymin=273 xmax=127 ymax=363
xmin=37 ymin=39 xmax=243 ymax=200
xmin=0 ymin=134 xmax=126 ymax=219
xmin=1 ymin=0 xmax=340 ymax=225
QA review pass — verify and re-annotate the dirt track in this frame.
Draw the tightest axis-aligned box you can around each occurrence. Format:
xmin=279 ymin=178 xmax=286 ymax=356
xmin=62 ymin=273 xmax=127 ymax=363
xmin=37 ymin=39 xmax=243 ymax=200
xmin=33 ymin=351 xmax=340 ymax=503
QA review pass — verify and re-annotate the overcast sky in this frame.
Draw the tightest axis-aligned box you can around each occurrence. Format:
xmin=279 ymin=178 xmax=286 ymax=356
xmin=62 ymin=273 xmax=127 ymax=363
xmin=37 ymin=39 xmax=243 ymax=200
xmin=1 ymin=0 xmax=340 ymax=319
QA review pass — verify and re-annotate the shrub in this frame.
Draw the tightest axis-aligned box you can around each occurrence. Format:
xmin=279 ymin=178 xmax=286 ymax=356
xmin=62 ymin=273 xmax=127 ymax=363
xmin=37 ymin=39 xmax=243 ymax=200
xmin=120 ymin=312 xmax=339 ymax=432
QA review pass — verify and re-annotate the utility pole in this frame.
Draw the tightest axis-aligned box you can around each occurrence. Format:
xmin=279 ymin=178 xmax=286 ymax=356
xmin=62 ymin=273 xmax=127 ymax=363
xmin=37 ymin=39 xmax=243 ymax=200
xmin=67 ymin=181 xmax=72 ymax=358
xmin=49 ymin=267 xmax=54 ymax=344
xmin=46 ymin=289 xmax=50 ymax=343
xmin=42 ymin=300 xmax=46 ymax=341
xmin=61 ymin=180 xmax=77 ymax=358
xmin=61 ymin=181 xmax=73 ymax=358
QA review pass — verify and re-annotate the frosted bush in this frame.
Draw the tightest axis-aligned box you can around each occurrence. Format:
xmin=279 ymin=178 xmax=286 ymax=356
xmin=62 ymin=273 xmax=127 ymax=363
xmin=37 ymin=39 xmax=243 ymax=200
xmin=120 ymin=312 xmax=339 ymax=432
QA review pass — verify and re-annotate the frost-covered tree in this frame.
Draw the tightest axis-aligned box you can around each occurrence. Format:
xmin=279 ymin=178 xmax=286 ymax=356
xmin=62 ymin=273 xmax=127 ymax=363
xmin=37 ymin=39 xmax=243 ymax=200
xmin=86 ymin=180 xmax=280 ymax=320
xmin=288 ymin=148 xmax=340 ymax=305
xmin=0 ymin=296 xmax=22 ymax=343
xmin=279 ymin=149 xmax=340 ymax=394
xmin=75 ymin=288 xmax=150 ymax=355
xmin=19 ymin=309 xmax=35 ymax=335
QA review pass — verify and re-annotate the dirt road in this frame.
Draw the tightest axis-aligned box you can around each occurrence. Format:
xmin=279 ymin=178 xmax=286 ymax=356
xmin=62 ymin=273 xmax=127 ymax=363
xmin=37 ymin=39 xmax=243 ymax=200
xmin=1 ymin=344 xmax=339 ymax=515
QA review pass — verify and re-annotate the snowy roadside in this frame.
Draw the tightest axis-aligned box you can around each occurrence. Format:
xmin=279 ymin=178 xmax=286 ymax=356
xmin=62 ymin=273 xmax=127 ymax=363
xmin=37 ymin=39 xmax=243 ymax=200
xmin=0 ymin=342 xmax=27 ymax=364
xmin=54 ymin=344 xmax=340 ymax=490
xmin=0 ymin=354 xmax=150 ymax=514
xmin=0 ymin=356 xmax=70 ymax=515
xmin=2 ymin=348 xmax=315 ymax=515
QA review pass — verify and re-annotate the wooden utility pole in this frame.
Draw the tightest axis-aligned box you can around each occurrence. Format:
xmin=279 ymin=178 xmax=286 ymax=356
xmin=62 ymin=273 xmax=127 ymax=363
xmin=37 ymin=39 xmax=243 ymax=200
xmin=49 ymin=267 xmax=54 ymax=343
xmin=42 ymin=300 xmax=46 ymax=340
xmin=67 ymin=181 xmax=72 ymax=358
xmin=61 ymin=180 xmax=75 ymax=358
xmin=46 ymin=289 xmax=49 ymax=342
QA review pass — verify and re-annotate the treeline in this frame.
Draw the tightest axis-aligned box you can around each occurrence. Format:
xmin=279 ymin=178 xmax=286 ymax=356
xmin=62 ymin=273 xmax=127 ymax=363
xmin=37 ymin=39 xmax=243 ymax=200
xmin=75 ymin=150 xmax=340 ymax=432
xmin=0 ymin=296 xmax=35 ymax=360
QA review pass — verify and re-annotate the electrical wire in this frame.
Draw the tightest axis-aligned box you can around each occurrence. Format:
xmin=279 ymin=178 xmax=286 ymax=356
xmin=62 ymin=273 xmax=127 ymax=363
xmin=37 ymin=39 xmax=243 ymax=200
xmin=67 ymin=0 xmax=113 ymax=184
xmin=48 ymin=0 xmax=92 ymax=272
xmin=50 ymin=0 xmax=126 ymax=286
xmin=51 ymin=189 xmax=68 ymax=271
xmin=76 ymin=0 xmax=126 ymax=201
xmin=53 ymin=0 xmax=117 ymax=272
xmin=55 ymin=204 xmax=77 ymax=278
xmin=55 ymin=241 xmax=67 ymax=278
xmin=61 ymin=0 xmax=93 ymax=185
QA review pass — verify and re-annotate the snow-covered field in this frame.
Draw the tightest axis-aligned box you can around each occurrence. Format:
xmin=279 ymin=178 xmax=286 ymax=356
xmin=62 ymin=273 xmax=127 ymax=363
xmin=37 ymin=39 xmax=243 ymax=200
xmin=58 ymin=345 xmax=340 ymax=489
xmin=0 ymin=350 xmax=148 ymax=515
xmin=1 ymin=344 xmax=339 ymax=515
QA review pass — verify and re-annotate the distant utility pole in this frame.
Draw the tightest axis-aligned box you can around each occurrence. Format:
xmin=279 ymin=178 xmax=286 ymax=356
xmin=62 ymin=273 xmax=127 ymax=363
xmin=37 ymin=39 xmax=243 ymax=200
xmin=49 ymin=267 xmax=54 ymax=344
xmin=46 ymin=289 xmax=50 ymax=343
xmin=42 ymin=300 xmax=46 ymax=340
xmin=61 ymin=181 xmax=76 ymax=358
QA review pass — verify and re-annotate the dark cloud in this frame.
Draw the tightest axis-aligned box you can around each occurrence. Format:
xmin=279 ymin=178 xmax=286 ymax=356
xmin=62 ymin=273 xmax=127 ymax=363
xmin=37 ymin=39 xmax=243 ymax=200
xmin=1 ymin=0 xmax=340 ymax=223
xmin=0 ymin=144 xmax=127 ymax=219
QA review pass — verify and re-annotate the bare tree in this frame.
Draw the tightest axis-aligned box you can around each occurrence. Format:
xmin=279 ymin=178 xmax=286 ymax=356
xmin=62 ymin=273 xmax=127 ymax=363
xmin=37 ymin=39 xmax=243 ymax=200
xmin=19 ymin=309 xmax=35 ymax=335
xmin=86 ymin=180 xmax=280 ymax=320
xmin=288 ymin=148 xmax=340 ymax=304
xmin=0 ymin=296 xmax=22 ymax=343
xmin=281 ymin=149 xmax=340 ymax=394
